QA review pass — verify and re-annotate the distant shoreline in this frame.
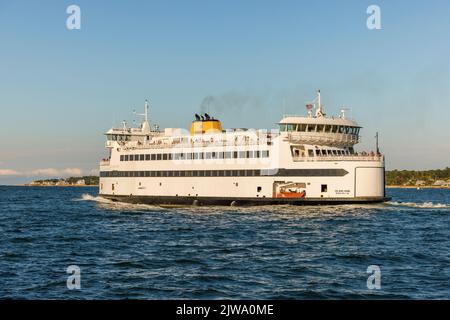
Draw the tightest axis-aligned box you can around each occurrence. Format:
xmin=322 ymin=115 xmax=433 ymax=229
xmin=21 ymin=175 xmax=99 ymax=187
xmin=19 ymin=184 xmax=98 ymax=187
xmin=386 ymin=185 xmax=450 ymax=189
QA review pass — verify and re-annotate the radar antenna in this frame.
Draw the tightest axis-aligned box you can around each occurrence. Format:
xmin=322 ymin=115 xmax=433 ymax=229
xmin=340 ymin=107 xmax=349 ymax=119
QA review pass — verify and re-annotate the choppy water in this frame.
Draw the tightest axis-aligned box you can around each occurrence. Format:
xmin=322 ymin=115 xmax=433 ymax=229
xmin=0 ymin=186 xmax=449 ymax=299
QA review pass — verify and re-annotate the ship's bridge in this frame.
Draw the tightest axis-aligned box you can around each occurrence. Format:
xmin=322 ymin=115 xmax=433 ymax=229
xmin=104 ymin=100 xmax=164 ymax=149
xmin=278 ymin=90 xmax=361 ymax=147
xmin=278 ymin=116 xmax=361 ymax=147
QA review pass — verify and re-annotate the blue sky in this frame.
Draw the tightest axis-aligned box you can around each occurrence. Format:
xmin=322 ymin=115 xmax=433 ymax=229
xmin=1 ymin=0 xmax=450 ymax=184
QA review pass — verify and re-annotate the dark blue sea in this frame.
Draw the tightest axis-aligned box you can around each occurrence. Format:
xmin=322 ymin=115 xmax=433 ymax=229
xmin=0 ymin=186 xmax=449 ymax=299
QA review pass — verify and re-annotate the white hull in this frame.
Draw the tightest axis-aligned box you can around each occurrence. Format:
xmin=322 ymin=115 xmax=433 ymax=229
xmin=99 ymin=150 xmax=386 ymax=203
xmin=99 ymin=92 xmax=388 ymax=205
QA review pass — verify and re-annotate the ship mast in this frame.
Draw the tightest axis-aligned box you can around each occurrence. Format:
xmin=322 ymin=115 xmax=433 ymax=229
xmin=144 ymin=100 xmax=149 ymax=123
xmin=315 ymin=90 xmax=324 ymax=117
xmin=375 ymin=132 xmax=380 ymax=155
xmin=134 ymin=100 xmax=151 ymax=133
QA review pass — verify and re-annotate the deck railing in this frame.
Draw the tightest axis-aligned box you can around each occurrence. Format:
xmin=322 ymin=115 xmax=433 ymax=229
xmin=117 ymin=133 xmax=279 ymax=150
xmin=293 ymin=154 xmax=383 ymax=162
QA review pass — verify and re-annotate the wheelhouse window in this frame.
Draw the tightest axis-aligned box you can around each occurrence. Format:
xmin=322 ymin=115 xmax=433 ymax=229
xmin=287 ymin=124 xmax=296 ymax=132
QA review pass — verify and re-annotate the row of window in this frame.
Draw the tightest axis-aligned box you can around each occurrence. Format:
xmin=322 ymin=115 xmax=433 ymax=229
xmin=107 ymin=134 xmax=131 ymax=141
xmin=293 ymin=148 xmax=354 ymax=157
xmin=101 ymin=169 xmax=271 ymax=178
xmin=280 ymin=124 xmax=360 ymax=135
xmin=120 ymin=150 xmax=270 ymax=162
xmin=313 ymin=148 xmax=354 ymax=157
xmin=101 ymin=168 xmax=346 ymax=178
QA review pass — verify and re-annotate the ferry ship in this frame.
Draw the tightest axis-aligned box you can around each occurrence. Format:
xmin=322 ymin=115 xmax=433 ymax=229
xmin=99 ymin=91 xmax=388 ymax=205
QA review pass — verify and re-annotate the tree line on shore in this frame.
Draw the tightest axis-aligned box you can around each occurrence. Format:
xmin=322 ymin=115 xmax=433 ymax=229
xmin=31 ymin=176 xmax=99 ymax=186
xmin=386 ymin=167 xmax=450 ymax=186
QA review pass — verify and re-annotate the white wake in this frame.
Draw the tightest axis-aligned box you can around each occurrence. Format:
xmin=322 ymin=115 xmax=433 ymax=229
xmin=387 ymin=201 xmax=450 ymax=209
xmin=75 ymin=193 xmax=165 ymax=211
xmin=78 ymin=193 xmax=114 ymax=204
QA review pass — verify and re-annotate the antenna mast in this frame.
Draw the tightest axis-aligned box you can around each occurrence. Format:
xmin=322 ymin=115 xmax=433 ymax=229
xmin=375 ymin=132 xmax=380 ymax=155
xmin=315 ymin=89 xmax=324 ymax=117
xmin=134 ymin=100 xmax=150 ymax=123
xmin=133 ymin=99 xmax=151 ymax=132
xmin=317 ymin=90 xmax=321 ymax=111
xmin=144 ymin=99 xmax=149 ymax=124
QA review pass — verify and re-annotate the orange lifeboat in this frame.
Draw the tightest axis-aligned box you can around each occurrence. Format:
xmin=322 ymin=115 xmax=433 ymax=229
xmin=276 ymin=190 xmax=306 ymax=198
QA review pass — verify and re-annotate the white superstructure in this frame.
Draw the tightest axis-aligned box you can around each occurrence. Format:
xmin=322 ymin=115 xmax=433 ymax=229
xmin=99 ymin=91 xmax=387 ymax=205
